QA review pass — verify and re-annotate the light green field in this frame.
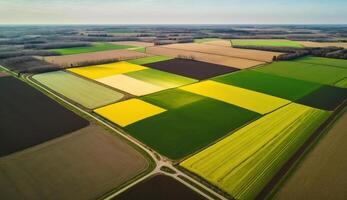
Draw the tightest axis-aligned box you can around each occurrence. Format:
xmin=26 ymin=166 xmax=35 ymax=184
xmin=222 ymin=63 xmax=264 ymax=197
xmin=127 ymin=56 xmax=172 ymax=65
xmin=50 ymin=43 xmax=135 ymax=55
xmin=335 ymin=78 xmax=347 ymax=88
xmin=231 ymin=39 xmax=303 ymax=48
xmin=33 ymin=71 xmax=124 ymax=109
xmin=125 ymin=68 xmax=197 ymax=89
xmin=181 ymin=103 xmax=329 ymax=200
xmin=254 ymin=61 xmax=347 ymax=86
xmin=294 ymin=56 xmax=347 ymax=69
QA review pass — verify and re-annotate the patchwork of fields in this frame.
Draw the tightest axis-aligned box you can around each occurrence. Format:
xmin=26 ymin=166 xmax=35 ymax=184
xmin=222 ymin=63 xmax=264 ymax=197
xmin=2 ymin=38 xmax=347 ymax=200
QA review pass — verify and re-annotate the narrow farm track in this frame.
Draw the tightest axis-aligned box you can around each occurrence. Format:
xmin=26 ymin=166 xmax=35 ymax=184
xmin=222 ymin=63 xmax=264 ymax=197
xmin=24 ymin=75 xmax=227 ymax=200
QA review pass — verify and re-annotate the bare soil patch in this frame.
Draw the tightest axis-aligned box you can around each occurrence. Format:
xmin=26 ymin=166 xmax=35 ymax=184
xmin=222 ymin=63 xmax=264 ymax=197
xmin=144 ymin=58 xmax=239 ymax=80
xmin=0 ymin=124 xmax=148 ymax=200
xmin=146 ymin=46 xmax=264 ymax=69
xmin=165 ymin=43 xmax=282 ymax=62
xmin=44 ymin=49 xmax=148 ymax=68
xmin=0 ymin=76 xmax=89 ymax=157
xmin=112 ymin=175 xmax=206 ymax=200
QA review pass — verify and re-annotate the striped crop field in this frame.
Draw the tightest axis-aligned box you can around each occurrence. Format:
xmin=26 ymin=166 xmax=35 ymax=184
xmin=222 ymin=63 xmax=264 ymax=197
xmin=181 ymin=103 xmax=329 ymax=200
xmin=231 ymin=39 xmax=303 ymax=48
xmin=33 ymin=71 xmax=124 ymax=109
xmin=180 ymin=80 xmax=290 ymax=114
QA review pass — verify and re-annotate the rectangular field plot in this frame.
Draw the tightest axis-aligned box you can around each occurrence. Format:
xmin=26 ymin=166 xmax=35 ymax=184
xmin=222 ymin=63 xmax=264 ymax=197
xmin=213 ymin=70 xmax=321 ymax=101
xmin=0 ymin=125 xmax=148 ymax=200
xmin=45 ymin=49 xmax=148 ymax=68
xmin=50 ymin=42 xmax=135 ymax=55
xmin=125 ymin=89 xmax=260 ymax=160
xmin=33 ymin=71 xmax=124 ymax=109
xmin=144 ymin=58 xmax=239 ymax=80
xmin=231 ymin=39 xmax=303 ymax=48
xmin=165 ymin=43 xmax=282 ymax=62
xmin=181 ymin=80 xmax=290 ymax=114
xmin=297 ymin=85 xmax=347 ymax=111
xmin=96 ymin=74 xmax=163 ymax=96
xmin=94 ymin=99 xmax=166 ymax=127
xmin=112 ymin=175 xmax=206 ymax=200
xmin=125 ymin=68 xmax=197 ymax=89
xmin=68 ymin=61 xmax=147 ymax=79
xmin=146 ymin=46 xmax=264 ymax=69
xmin=254 ymin=61 xmax=347 ymax=86
xmin=0 ymin=76 xmax=89 ymax=156
xmin=181 ymin=103 xmax=329 ymax=200
xmin=127 ymin=55 xmax=172 ymax=65
xmin=294 ymin=56 xmax=347 ymax=69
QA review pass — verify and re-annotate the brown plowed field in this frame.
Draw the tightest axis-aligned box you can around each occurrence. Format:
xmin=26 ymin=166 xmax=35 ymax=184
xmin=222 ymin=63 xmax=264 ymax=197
xmin=44 ymin=49 xmax=148 ymax=68
xmin=274 ymin=109 xmax=347 ymax=200
xmin=0 ymin=124 xmax=148 ymax=200
xmin=165 ymin=43 xmax=282 ymax=62
xmin=202 ymin=39 xmax=232 ymax=47
xmin=110 ymin=41 xmax=154 ymax=47
xmin=299 ymin=41 xmax=347 ymax=48
xmin=146 ymin=46 xmax=264 ymax=69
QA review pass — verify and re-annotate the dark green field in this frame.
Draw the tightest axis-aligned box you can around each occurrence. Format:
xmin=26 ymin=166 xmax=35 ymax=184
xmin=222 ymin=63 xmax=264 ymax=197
xmin=297 ymin=85 xmax=347 ymax=111
xmin=125 ymin=89 xmax=260 ymax=160
xmin=213 ymin=70 xmax=321 ymax=101
xmin=254 ymin=61 xmax=347 ymax=86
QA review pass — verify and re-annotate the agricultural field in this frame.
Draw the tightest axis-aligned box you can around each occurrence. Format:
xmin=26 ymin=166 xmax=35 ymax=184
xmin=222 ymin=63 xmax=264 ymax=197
xmin=0 ymin=124 xmax=148 ymax=200
xmin=298 ymin=41 xmax=347 ymax=49
xmin=69 ymin=61 xmax=196 ymax=96
xmin=123 ymin=89 xmax=260 ymax=159
xmin=274 ymin=109 xmax=347 ymax=200
xmin=297 ymin=85 xmax=347 ymax=111
xmin=110 ymin=41 xmax=154 ymax=47
xmin=112 ymin=175 xmax=206 ymax=200
xmin=213 ymin=70 xmax=321 ymax=101
xmin=194 ymin=38 xmax=220 ymax=43
xmin=127 ymin=55 xmax=172 ymax=65
xmin=50 ymin=42 xmax=135 ymax=55
xmin=32 ymin=71 xmax=125 ymax=109
xmin=201 ymin=39 xmax=232 ymax=47
xmin=181 ymin=80 xmax=290 ymax=114
xmin=44 ymin=49 xmax=148 ymax=68
xmin=254 ymin=61 xmax=347 ymax=86
xmin=181 ymin=103 xmax=329 ymax=200
xmin=0 ymin=76 xmax=89 ymax=156
xmin=294 ymin=56 xmax=347 ymax=69
xmin=231 ymin=39 xmax=303 ymax=48
xmin=165 ymin=43 xmax=282 ymax=62
xmin=146 ymin=46 xmax=265 ymax=69
xmin=144 ymin=58 xmax=239 ymax=80
xmin=94 ymin=99 xmax=167 ymax=127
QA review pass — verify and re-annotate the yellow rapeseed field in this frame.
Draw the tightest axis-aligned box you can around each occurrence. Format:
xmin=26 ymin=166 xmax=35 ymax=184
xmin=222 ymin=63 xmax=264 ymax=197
xmin=181 ymin=103 xmax=329 ymax=200
xmin=180 ymin=80 xmax=290 ymax=114
xmin=94 ymin=99 xmax=166 ymax=127
xmin=67 ymin=61 xmax=147 ymax=79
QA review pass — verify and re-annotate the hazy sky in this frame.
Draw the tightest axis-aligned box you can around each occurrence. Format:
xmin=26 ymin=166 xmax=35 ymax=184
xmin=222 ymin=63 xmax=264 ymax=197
xmin=0 ymin=0 xmax=346 ymax=24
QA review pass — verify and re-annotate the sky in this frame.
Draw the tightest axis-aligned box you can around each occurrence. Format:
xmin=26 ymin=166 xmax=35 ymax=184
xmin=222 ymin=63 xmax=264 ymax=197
xmin=0 ymin=0 xmax=346 ymax=24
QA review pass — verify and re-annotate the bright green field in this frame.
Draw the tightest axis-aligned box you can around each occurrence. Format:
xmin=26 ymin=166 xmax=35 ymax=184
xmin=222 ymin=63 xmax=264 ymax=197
xmin=213 ymin=70 xmax=321 ymax=101
xmin=125 ymin=89 xmax=260 ymax=160
xmin=294 ymin=56 xmax=347 ymax=69
xmin=231 ymin=39 xmax=303 ymax=48
xmin=50 ymin=43 xmax=135 ymax=55
xmin=181 ymin=103 xmax=329 ymax=200
xmin=335 ymin=78 xmax=347 ymax=88
xmin=127 ymin=56 xmax=172 ymax=65
xmin=33 ymin=71 xmax=124 ymax=109
xmin=125 ymin=68 xmax=197 ymax=89
xmin=253 ymin=61 xmax=347 ymax=86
